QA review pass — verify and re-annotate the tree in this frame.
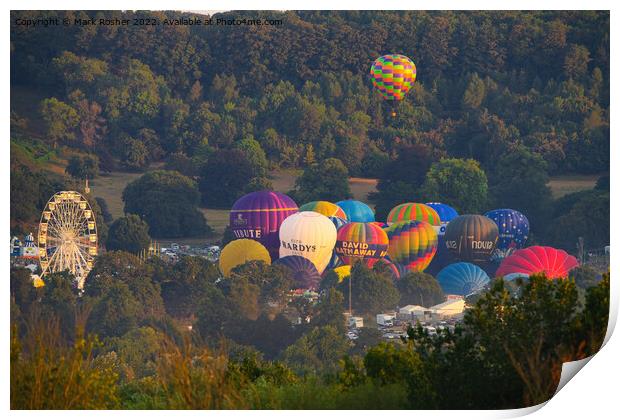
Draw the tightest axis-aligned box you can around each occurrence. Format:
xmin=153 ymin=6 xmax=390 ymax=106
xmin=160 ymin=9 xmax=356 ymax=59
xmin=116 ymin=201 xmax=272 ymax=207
xmin=397 ymin=272 xmax=445 ymax=307
xmin=84 ymin=251 xmax=166 ymax=334
xmin=370 ymin=144 xmax=435 ymax=221
xmin=421 ymin=158 xmax=488 ymax=214
xmin=281 ymin=325 xmax=350 ymax=374
xmin=337 ymin=262 xmax=400 ymax=316
xmin=489 ymin=146 xmax=552 ymax=235
xmin=158 ymin=256 xmax=221 ymax=319
xmin=463 ymin=276 xmax=583 ymax=406
xmin=199 ymin=149 xmax=261 ymax=208
xmin=87 ymin=282 xmax=141 ymax=338
xmin=564 ymin=44 xmax=590 ymax=81
xmin=106 ymin=214 xmax=151 ymax=254
xmin=311 ymin=287 xmax=346 ymax=333
xmin=65 ymin=155 xmax=99 ymax=180
xmin=69 ymin=90 xmax=107 ymax=150
xmin=123 ymin=170 xmax=209 ymax=238
xmin=546 ymin=189 xmax=609 ymax=251
xmin=288 ymin=158 xmax=352 ymax=204
xmin=103 ymin=326 xmax=164 ymax=380
xmin=40 ymin=98 xmax=79 ymax=145
xmin=569 ymin=266 xmax=600 ymax=290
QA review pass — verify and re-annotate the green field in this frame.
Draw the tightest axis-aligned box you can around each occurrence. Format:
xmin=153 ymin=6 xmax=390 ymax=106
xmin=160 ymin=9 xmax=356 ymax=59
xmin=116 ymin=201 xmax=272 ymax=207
xmin=547 ymin=175 xmax=599 ymax=198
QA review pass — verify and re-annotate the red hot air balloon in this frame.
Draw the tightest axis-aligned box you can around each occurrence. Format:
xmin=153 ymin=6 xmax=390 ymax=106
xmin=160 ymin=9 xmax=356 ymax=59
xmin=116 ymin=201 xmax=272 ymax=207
xmin=229 ymin=190 xmax=298 ymax=260
xmin=334 ymin=222 xmax=389 ymax=268
xmin=496 ymin=246 xmax=579 ymax=279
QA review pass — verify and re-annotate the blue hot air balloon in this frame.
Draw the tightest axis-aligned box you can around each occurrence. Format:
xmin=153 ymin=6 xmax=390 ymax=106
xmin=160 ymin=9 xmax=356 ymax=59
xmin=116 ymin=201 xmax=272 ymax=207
xmin=425 ymin=202 xmax=459 ymax=235
xmin=326 ymin=216 xmax=349 ymax=270
xmin=335 ymin=200 xmax=375 ymax=223
xmin=484 ymin=209 xmax=529 ymax=260
xmin=274 ymin=256 xmax=322 ymax=291
xmin=436 ymin=262 xmax=491 ymax=296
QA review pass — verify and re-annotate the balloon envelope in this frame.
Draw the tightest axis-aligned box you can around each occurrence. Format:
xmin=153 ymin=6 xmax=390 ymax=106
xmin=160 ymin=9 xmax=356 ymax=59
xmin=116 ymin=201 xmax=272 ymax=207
xmin=336 ymin=200 xmax=375 ymax=222
xmin=444 ymin=215 xmax=499 ymax=262
xmin=326 ymin=216 xmax=349 ymax=270
xmin=299 ymin=201 xmax=347 ymax=219
xmin=370 ymin=54 xmax=416 ymax=101
xmin=219 ymin=239 xmax=271 ymax=277
xmin=484 ymin=209 xmax=530 ymax=258
xmin=437 ymin=262 xmax=491 ymax=296
xmin=334 ymin=222 xmax=389 ymax=267
xmin=425 ymin=202 xmax=459 ymax=236
xmin=387 ymin=203 xmax=441 ymax=227
xmin=230 ymin=190 xmax=298 ymax=260
xmin=496 ymin=246 xmax=579 ymax=279
xmin=274 ymin=256 xmax=321 ymax=291
xmin=384 ymin=220 xmax=438 ymax=272
xmin=279 ymin=211 xmax=337 ymax=274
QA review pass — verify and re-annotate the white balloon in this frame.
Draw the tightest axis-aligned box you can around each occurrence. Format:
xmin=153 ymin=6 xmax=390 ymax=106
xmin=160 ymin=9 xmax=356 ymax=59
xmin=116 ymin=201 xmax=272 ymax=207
xmin=279 ymin=211 xmax=337 ymax=274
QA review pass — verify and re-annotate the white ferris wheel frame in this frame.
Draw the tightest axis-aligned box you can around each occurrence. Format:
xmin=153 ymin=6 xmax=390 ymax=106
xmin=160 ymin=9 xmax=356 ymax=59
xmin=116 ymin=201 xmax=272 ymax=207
xmin=37 ymin=191 xmax=98 ymax=289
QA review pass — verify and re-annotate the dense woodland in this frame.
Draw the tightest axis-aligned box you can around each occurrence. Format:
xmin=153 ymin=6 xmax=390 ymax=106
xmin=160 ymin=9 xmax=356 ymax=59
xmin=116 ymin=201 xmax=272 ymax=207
xmin=10 ymin=10 xmax=609 ymax=249
xmin=9 ymin=10 xmax=611 ymax=410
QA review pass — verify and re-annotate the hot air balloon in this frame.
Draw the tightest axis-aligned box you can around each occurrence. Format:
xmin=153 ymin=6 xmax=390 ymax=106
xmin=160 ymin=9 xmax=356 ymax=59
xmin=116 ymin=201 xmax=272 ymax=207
xmin=425 ymin=202 xmax=459 ymax=235
xmin=326 ymin=216 xmax=349 ymax=270
xmin=370 ymin=54 xmax=416 ymax=117
xmin=336 ymin=200 xmax=375 ymax=222
xmin=230 ymin=190 xmax=298 ymax=260
xmin=371 ymin=221 xmax=388 ymax=229
xmin=384 ymin=220 xmax=438 ymax=272
xmin=484 ymin=209 xmax=530 ymax=259
xmin=496 ymin=246 xmax=579 ymax=279
xmin=334 ymin=222 xmax=389 ymax=268
xmin=444 ymin=215 xmax=499 ymax=263
xmin=437 ymin=262 xmax=491 ymax=296
xmin=387 ymin=203 xmax=441 ymax=229
xmin=279 ymin=211 xmax=337 ymax=274
xmin=299 ymin=201 xmax=347 ymax=219
xmin=219 ymin=239 xmax=271 ymax=277
xmin=274 ymin=256 xmax=322 ymax=290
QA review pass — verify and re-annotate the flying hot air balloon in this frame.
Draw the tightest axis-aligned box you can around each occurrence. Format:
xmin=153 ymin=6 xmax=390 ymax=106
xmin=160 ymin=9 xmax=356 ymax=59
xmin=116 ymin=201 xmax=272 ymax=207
xmin=278 ymin=211 xmax=337 ymax=274
xmin=370 ymin=54 xmax=417 ymax=117
xmin=334 ymin=222 xmax=389 ymax=268
xmin=386 ymin=203 xmax=441 ymax=229
xmin=299 ymin=201 xmax=347 ymax=219
xmin=274 ymin=255 xmax=322 ymax=291
xmin=219 ymin=239 xmax=271 ymax=277
xmin=495 ymin=246 xmax=579 ymax=279
xmin=484 ymin=209 xmax=530 ymax=260
xmin=443 ymin=215 xmax=499 ymax=263
xmin=336 ymin=200 xmax=375 ymax=222
xmin=229 ymin=190 xmax=298 ymax=260
xmin=384 ymin=220 xmax=438 ymax=272
xmin=437 ymin=262 xmax=491 ymax=296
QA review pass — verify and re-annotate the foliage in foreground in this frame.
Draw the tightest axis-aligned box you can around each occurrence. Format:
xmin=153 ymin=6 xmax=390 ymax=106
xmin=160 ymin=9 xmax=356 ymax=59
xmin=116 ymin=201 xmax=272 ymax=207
xmin=10 ymin=270 xmax=610 ymax=410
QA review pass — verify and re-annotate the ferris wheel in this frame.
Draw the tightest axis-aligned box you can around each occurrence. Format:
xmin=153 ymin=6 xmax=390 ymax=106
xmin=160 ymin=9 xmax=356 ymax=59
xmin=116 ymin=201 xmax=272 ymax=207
xmin=38 ymin=191 xmax=98 ymax=289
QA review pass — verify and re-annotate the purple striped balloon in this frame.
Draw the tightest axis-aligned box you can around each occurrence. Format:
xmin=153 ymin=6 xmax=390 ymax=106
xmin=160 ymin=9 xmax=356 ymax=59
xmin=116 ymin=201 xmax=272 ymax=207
xmin=229 ymin=190 xmax=298 ymax=260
